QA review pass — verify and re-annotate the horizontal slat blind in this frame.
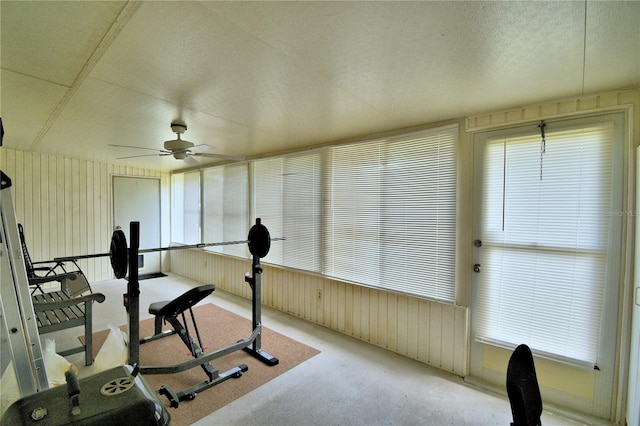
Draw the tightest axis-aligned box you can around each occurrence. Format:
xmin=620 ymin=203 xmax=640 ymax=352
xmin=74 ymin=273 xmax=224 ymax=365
xmin=324 ymin=142 xmax=382 ymax=286
xmin=252 ymin=158 xmax=284 ymax=261
xmin=203 ymin=167 xmax=223 ymax=245
xmin=325 ymin=125 xmax=457 ymax=301
xmin=203 ymin=164 xmax=248 ymax=258
xmin=476 ymin=122 xmax=616 ymax=364
xmin=283 ymin=153 xmax=321 ymax=271
xmin=171 ymin=171 xmax=200 ymax=244
xmin=382 ymin=132 xmax=457 ymax=300
xmin=253 ymin=152 xmax=321 ymax=271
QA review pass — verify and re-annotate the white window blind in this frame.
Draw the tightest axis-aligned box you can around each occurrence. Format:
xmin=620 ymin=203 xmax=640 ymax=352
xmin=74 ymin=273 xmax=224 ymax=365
xmin=171 ymin=171 xmax=200 ymax=244
xmin=325 ymin=125 xmax=457 ymax=301
xmin=475 ymin=119 xmax=621 ymax=365
xmin=252 ymin=152 xmax=321 ymax=271
xmin=203 ymin=163 xmax=248 ymax=258
xmin=252 ymin=158 xmax=284 ymax=262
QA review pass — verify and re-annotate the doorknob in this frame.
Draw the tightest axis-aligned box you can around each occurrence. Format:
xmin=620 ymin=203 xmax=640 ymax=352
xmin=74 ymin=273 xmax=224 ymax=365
xmin=473 ymin=264 xmax=481 ymax=273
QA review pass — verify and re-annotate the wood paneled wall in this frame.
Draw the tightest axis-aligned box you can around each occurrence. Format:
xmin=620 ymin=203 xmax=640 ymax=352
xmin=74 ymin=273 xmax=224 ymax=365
xmin=170 ymin=248 xmax=469 ymax=376
xmin=0 ymin=148 xmax=169 ymax=282
xmin=466 ymin=89 xmax=640 ymax=133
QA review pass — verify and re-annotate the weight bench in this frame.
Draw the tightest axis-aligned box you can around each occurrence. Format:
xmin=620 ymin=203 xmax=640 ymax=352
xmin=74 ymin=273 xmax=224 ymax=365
xmin=140 ymin=284 xmax=248 ymax=407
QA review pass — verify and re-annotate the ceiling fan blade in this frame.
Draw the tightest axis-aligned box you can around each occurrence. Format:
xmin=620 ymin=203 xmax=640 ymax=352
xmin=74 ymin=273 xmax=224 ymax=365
xmin=191 ymin=152 xmax=246 ymax=161
xmin=189 ymin=144 xmax=244 ymax=160
xmin=183 ymin=156 xmax=198 ymax=166
xmin=109 ymin=144 xmax=164 ymax=153
xmin=189 ymin=144 xmax=215 ymax=153
xmin=116 ymin=153 xmax=164 ymax=160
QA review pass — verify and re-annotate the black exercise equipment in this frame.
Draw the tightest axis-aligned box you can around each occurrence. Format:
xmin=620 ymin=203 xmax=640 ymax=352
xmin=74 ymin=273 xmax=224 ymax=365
xmin=110 ymin=228 xmax=128 ymax=279
xmin=123 ymin=219 xmax=279 ymax=407
xmin=139 ymin=284 xmax=248 ymax=407
xmin=2 ymin=365 xmax=170 ymax=425
xmin=147 ymin=284 xmax=216 ymax=341
xmin=506 ymin=344 xmax=543 ymax=426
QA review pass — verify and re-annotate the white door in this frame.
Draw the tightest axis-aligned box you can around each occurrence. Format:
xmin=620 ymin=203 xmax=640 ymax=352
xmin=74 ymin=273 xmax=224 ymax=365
xmin=470 ymin=113 xmax=625 ymax=419
xmin=113 ymin=176 xmax=161 ymax=275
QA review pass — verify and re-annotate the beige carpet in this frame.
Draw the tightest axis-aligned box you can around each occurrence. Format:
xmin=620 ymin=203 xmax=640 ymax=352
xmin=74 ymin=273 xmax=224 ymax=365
xmin=86 ymin=303 xmax=320 ymax=425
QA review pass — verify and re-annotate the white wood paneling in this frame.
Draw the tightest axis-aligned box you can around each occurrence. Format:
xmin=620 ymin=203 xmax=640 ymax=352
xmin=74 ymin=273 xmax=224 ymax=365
xmin=170 ymin=249 xmax=469 ymax=376
xmin=466 ymin=89 xmax=639 ymax=132
xmin=0 ymin=148 xmax=169 ymax=282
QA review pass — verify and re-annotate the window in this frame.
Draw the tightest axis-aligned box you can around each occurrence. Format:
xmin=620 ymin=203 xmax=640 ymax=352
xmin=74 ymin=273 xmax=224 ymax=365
xmin=171 ymin=171 xmax=200 ymax=244
xmin=171 ymin=124 xmax=458 ymax=302
xmin=474 ymin=114 xmax=624 ymax=365
xmin=202 ymin=163 xmax=248 ymax=258
xmin=252 ymin=152 xmax=321 ymax=271
xmin=324 ymin=125 xmax=458 ymax=301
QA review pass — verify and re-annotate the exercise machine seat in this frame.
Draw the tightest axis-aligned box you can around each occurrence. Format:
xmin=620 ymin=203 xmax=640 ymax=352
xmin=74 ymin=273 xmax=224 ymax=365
xmin=506 ymin=344 xmax=543 ymax=426
xmin=148 ymin=284 xmax=215 ymax=337
xmin=149 ymin=284 xmax=215 ymax=319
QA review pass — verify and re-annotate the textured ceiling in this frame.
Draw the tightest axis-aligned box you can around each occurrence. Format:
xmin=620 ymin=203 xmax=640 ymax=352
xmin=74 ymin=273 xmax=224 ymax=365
xmin=2 ymin=1 xmax=639 ymax=172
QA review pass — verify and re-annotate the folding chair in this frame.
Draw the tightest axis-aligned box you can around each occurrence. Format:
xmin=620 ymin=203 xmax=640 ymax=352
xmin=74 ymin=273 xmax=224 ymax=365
xmin=18 ymin=223 xmax=92 ymax=296
xmin=18 ymin=223 xmax=105 ymax=365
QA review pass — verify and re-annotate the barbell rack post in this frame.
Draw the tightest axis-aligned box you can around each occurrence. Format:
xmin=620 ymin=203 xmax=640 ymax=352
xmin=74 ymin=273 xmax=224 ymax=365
xmin=127 ymin=221 xmax=141 ymax=366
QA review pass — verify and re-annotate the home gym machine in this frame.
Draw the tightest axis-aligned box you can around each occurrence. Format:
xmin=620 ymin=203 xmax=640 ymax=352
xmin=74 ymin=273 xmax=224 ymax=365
xmin=54 ymin=218 xmax=282 ymax=407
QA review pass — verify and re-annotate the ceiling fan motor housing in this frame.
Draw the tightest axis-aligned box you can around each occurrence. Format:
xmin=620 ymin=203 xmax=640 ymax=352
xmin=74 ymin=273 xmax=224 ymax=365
xmin=165 ymin=120 xmax=194 ymax=154
xmin=164 ymin=138 xmax=194 ymax=151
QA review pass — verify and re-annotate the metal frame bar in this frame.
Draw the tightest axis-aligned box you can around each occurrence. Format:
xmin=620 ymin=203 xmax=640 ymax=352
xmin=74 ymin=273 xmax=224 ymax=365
xmin=0 ymin=171 xmax=49 ymax=396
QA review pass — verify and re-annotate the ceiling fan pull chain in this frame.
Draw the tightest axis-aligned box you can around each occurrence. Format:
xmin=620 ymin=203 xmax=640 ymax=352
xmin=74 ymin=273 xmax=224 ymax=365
xmin=538 ymin=120 xmax=546 ymax=180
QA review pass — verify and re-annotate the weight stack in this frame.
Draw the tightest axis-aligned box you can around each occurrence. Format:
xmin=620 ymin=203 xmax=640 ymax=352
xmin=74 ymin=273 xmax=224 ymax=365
xmin=2 ymin=365 xmax=170 ymax=425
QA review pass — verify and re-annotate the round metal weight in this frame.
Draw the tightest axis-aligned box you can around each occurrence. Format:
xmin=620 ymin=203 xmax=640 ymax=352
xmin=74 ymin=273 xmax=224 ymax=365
xmin=110 ymin=229 xmax=128 ymax=279
xmin=248 ymin=222 xmax=271 ymax=258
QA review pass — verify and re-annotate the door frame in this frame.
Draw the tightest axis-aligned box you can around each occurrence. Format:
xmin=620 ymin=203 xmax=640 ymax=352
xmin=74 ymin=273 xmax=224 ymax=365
xmin=112 ymin=175 xmax=162 ymax=275
xmin=468 ymin=111 xmax=631 ymax=421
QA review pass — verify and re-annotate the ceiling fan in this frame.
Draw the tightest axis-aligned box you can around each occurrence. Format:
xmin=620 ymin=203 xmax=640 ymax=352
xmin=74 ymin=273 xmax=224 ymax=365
xmin=109 ymin=120 xmax=245 ymax=162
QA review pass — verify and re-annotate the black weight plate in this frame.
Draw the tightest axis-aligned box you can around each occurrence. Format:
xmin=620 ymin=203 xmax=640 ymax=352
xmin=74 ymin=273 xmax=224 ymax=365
xmin=248 ymin=223 xmax=271 ymax=258
xmin=110 ymin=229 xmax=128 ymax=279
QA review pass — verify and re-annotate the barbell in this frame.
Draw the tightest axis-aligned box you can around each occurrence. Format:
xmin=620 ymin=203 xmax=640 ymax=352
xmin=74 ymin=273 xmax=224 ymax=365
xmin=55 ymin=218 xmax=283 ymax=279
